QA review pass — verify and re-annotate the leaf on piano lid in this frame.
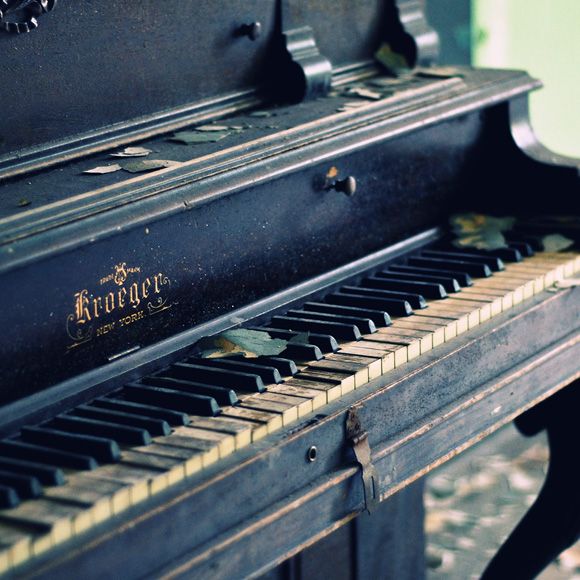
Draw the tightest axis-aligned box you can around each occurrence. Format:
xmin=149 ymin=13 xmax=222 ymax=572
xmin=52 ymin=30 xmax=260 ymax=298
xmin=343 ymin=87 xmax=382 ymax=100
xmin=249 ymin=111 xmax=274 ymax=118
xmin=83 ymin=163 xmax=123 ymax=174
xmin=17 ymin=198 xmax=31 ymax=207
xmin=121 ymin=159 xmax=181 ymax=173
xmin=374 ymin=43 xmax=411 ymax=76
xmin=110 ymin=147 xmax=153 ymax=158
xmin=197 ymin=329 xmax=288 ymax=359
xmin=540 ymin=233 xmax=574 ymax=253
xmin=414 ymin=66 xmax=465 ymax=79
xmin=170 ymin=130 xmax=230 ymax=144
xmin=195 ymin=124 xmax=234 ymax=132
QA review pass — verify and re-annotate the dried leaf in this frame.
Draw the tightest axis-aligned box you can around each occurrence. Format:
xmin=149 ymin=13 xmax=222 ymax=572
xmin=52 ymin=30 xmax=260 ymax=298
xmin=121 ymin=159 xmax=180 ymax=173
xmin=195 ymin=124 xmax=232 ymax=132
xmin=83 ymin=164 xmax=123 ymax=175
xmin=344 ymin=87 xmax=382 ymax=100
xmin=414 ymin=66 xmax=465 ymax=79
xmin=541 ymin=233 xmax=574 ymax=253
xmin=368 ymin=77 xmax=401 ymax=88
xmin=197 ymin=329 xmax=288 ymax=359
xmin=288 ymin=332 xmax=310 ymax=344
xmin=452 ymin=231 xmax=507 ymax=251
xmin=17 ymin=198 xmax=31 ymax=207
xmin=170 ymin=130 xmax=230 ymax=144
xmin=249 ymin=110 xmax=273 ymax=118
xmin=110 ymin=147 xmax=152 ymax=158
xmin=374 ymin=43 xmax=411 ymax=75
xmin=450 ymin=213 xmax=515 ymax=250
xmin=450 ymin=213 xmax=515 ymax=235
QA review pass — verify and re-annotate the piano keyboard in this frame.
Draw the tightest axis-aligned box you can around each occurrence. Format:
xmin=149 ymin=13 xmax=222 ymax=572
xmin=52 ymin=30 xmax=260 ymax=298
xmin=0 ymin=245 xmax=578 ymax=574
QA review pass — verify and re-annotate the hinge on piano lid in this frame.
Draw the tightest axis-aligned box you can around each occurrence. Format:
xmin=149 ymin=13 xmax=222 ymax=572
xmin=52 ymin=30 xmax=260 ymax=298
xmin=346 ymin=405 xmax=379 ymax=514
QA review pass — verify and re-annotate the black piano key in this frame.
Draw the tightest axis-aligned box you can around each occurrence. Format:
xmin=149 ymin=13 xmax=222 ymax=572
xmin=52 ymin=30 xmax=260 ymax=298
xmin=0 ymin=457 xmax=65 ymax=487
xmin=0 ymin=485 xmax=19 ymax=509
xmin=341 ymin=285 xmax=427 ymax=310
xmin=380 ymin=270 xmax=461 ymax=293
xmin=281 ymin=343 xmax=324 ymax=361
xmin=71 ymin=406 xmax=171 ymax=437
xmin=507 ymin=241 xmax=535 ymax=257
xmin=50 ymin=415 xmax=151 ymax=446
xmin=436 ymin=244 xmax=522 ymax=263
xmin=270 ymin=315 xmax=361 ymax=341
xmin=21 ymin=426 xmax=120 ymax=464
xmin=326 ymin=292 xmax=413 ymax=317
xmin=249 ymin=326 xmax=338 ymax=354
xmin=0 ymin=470 xmax=42 ymax=500
xmin=505 ymin=233 xmax=544 ymax=251
xmin=0 ymin=440 xmax=97 ymax=471
xmin=285 ymin=309 xmax=377 ymax=334
xmin=421 ymin=249 xmax=505 ymax=271
xmin=184 ymin=358 xmax=283 ymax=384
xmin=251 ymin=356 xmax=298 ymax=376
xmin=408 ymin=257 xmax=491 ymax=278
xmin=170 ymin=363 xmax=265 ymax=393
xmin=141 ymin=376 xmax=238 ymax=406
xmin=365 ymin=275 xmax=447 ymax=299
xmin=93 ymin=398 xmax=190 ymax=426
xmin=388 ymin=264 xmax=473 ymax=287
xmin=123 ymin=383 xmax=221 ymax=416
xmin=301 ymin=302 xmax=392 ymax=327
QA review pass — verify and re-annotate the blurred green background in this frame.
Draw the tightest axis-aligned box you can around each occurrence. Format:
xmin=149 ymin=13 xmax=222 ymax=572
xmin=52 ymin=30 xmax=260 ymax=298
xmin=427 ymin=0 xmax=580 ymax=158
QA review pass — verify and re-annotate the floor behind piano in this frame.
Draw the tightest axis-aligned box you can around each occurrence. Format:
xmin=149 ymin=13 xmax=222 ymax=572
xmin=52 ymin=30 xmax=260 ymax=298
xmin=425 ymin=423 xmax=579 ymax=580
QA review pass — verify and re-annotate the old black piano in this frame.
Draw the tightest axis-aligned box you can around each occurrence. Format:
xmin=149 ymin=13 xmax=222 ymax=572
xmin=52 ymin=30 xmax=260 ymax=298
xmin=0 ymin=0 xmax=578 ymax=578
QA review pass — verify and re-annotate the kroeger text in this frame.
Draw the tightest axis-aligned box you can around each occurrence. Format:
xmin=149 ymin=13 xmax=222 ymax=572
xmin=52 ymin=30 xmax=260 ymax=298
xmin=73 ymin=273 xmax=168 ymax=324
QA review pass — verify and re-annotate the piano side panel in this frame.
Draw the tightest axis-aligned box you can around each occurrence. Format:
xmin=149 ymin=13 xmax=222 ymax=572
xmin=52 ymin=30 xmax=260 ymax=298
xmin=0 ymin=111 xmax=486 ymax=401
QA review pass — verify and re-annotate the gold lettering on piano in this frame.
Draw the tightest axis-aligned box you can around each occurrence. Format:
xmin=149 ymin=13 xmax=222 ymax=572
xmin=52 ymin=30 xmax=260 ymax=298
xmin=67 ymin=263 xmax=172 ymax=349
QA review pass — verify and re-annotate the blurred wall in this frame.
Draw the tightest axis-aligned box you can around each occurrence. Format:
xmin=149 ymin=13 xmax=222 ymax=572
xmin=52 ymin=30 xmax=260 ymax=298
xmin=472 ymin=0 xmax=580 ymax=157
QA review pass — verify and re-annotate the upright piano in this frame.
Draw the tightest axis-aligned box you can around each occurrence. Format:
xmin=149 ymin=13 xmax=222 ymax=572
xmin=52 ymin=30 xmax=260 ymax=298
xmin=0 ymin=1 xmax=578 ymax=578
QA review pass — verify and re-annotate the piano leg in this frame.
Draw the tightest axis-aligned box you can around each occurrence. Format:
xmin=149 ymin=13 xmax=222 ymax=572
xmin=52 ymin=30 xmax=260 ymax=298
xmin=260 ymin=479 xmax=426 ymax=580
xmin=481 ymin=381 xmax=580 ymax=579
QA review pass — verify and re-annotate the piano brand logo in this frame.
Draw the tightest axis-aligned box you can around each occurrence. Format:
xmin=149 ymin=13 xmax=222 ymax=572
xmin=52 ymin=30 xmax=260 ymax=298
xmin=66 ymin=262 xmax=172 ymax=349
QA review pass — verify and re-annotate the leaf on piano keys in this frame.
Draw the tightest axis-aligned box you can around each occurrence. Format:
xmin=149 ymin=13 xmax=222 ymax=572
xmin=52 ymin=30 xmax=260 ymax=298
xmin=121 ymin=159 xmax=181 ymax=173
xmin=83 ymin=163 xmax=123 ymax=175
xmin=110 ymin=147 xmax=153 ymax=158
xmin=374 ymin=43 xmax=411 ymax=76
xmin=170 ymin=130 xmax=230 ymax=144
xmin=196 ymin=329 xmax=288 ymax=359
xmin=450 ymin=213 xmax=515 ymax=250
xmin=540 ymin=233 xmax=574 ymax=253
xmin=452 ymin=230 xmax=507 ymax=251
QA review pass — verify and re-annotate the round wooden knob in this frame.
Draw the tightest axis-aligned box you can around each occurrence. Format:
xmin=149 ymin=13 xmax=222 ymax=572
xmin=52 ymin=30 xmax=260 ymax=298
xmin=331 ymin=176 xmax=357 ymax=197
xmin=237 ymin=21 xmax=262 ymax=41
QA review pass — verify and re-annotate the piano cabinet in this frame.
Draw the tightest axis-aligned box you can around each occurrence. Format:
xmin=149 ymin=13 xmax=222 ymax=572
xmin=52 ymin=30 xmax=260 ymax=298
xmin=0 ymin=0 xmax=578 ymax=578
